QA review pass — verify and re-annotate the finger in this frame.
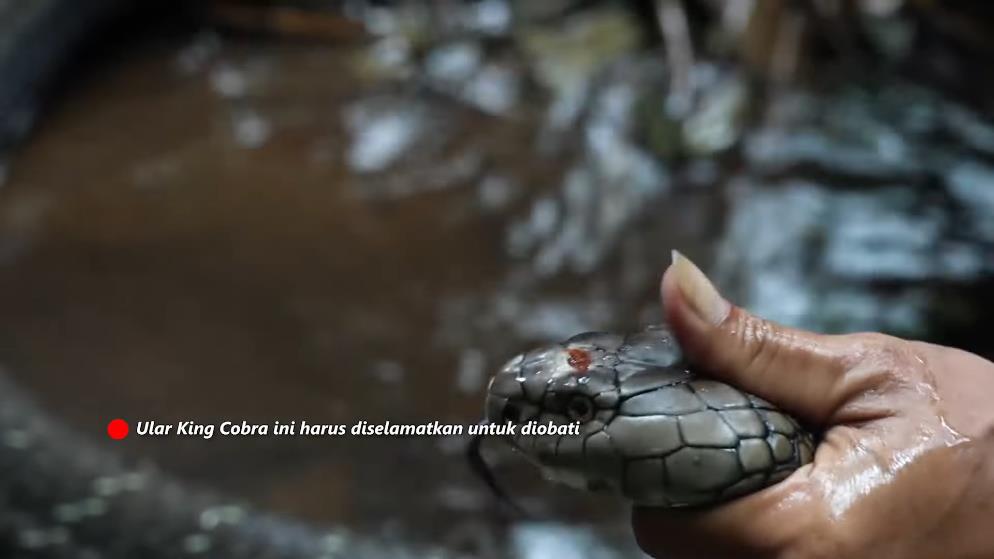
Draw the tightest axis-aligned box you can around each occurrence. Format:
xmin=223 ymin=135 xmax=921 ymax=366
xmin=662 ymin=251 xmax=854 ymax=424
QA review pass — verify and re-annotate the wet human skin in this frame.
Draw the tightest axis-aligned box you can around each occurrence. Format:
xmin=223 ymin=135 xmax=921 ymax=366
xmin=632 ymin=253 xmax=994 ymax=559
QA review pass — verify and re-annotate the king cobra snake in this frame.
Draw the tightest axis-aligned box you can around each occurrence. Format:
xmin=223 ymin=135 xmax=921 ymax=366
xmin=478 ymin=325 xmax=816 ymax=507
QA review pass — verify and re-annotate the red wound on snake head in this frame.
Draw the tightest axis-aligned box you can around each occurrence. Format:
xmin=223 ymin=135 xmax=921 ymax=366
xmin=566 ymin=348 xmax=591 ymax=372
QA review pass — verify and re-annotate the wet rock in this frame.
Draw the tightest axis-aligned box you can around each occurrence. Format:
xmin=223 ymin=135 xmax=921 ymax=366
xmin=713 ymin=82 xmax=994 ymax=336
xmin=425 ymin=41 xmax=484 ymax=86
xmin=682 ymin=66 xmax=748 ymax=155
xmin=942 ymin=105 xmax=994 ymax=155
xmin=458 ymin=0 xmax=512 ymax=36
xmin=712 ymin=178 xmax=991 ymax=336
xmin=174 ymin=31 xmax=221 ymax=75
xmin=344 ymin=95 xmax=434 ymax=173
xmin=518 ymin=8 xmax=643 ymax=133
xmin=209 ymin=62 xmax=249 ymax=99
xmin=353 ymin=149 xmax=483 ymax=200
xmin=207 ymin=56 xmax=274 ymax=101
xmin=460 ymin=62 xmax=521 ymax=115
xmin=424 ymin=41 xmax=521 ymax=115
xmin=342 ymin=90 xmax=491 ymax=200
xmin=351 ymin=0 xmax=510 ymax=45
xmin=506 ymin=196 xmax=560 ymax=258
xmin=715 ymin=174 xmax=994 ymax=336
xmin=744 ymin=88 xmax=923 ymax=178
xmin=511 ymin=521 xmax=632 ymax=559
xmin=476 ymin=174 xmax=518 ymax=212
xmin=946 ymin=161 xmax=994 ymax=242
xmin=350 ymin=2 xmax=432 ymax=46
xmin=860 ymin=12 xmax=916 ymax=62
xmin=435 ymin=281 xmax=617 ymax=349
xmin=352 ymin=35 xmax=415 ymax=82
xmin=511 ymin=0 xmax=585 ymax=23
xmin=860 ymin=0 xmax=905 ymax=16
xmin=641 ymin=64 xmax=749 ymax=158
xmin=505 ymin=56 xmax=669 ymax=276
xmin=821 ymin=188 xmax=950 ymax=281
xmin=455 ymin=348 xmax=486 ymax=394
xmin=230 ymin=109 xmax=271 ymax=149
xmin=371 ymin=360 xmax=405 ymax=384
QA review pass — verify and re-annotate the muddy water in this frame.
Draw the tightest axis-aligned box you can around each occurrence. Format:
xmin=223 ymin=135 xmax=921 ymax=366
xmin=0 ymin=35 xmax=671 ymax=556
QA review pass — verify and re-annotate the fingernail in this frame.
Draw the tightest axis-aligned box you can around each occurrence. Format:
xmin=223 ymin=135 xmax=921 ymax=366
xmin=669 ymin=250 xmax=731 ymax=326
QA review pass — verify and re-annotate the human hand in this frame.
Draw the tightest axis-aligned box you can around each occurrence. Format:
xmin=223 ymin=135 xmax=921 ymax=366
xmin=632 ymin=252 xmax=994 ymax=559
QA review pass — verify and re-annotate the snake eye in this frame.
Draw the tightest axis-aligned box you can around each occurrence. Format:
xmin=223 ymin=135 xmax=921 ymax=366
xmin=566 ymin=396 xmax=595 ymax=422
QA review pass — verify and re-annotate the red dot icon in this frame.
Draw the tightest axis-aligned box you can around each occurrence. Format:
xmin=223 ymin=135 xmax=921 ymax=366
xmin=107 ymin=419 xmax=129 ymax=440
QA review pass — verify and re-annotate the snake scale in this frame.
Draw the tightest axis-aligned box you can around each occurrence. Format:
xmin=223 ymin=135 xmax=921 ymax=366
xmin=483 ymin=325 xmax=816 ymax=507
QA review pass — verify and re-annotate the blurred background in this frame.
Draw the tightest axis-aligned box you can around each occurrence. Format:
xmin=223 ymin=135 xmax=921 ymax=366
xmin=1 ymin=0 xmax=993 ymax=557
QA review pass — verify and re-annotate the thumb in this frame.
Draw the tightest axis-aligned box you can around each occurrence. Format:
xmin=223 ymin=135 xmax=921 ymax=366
xmin=662 ymin=251 xmax=852 ymax=424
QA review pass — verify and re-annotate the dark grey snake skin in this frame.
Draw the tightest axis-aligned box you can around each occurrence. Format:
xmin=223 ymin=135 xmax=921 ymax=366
xmin=485 ymin=325 xmax=816 ymax=507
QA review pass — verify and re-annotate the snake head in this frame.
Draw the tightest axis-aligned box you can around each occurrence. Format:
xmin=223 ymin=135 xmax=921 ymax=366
xmin=485 ymin=328 xmax=685 ymax=494
xmin=483 ymin=325 xmax=816 ymax=508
